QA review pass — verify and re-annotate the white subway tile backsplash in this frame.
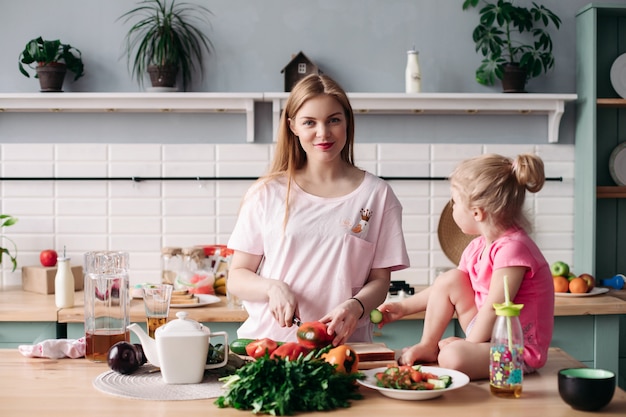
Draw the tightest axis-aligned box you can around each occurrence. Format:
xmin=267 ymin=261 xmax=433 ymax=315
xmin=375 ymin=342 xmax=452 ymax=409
xmin=0 ymin=143 xmax=576 ymax=288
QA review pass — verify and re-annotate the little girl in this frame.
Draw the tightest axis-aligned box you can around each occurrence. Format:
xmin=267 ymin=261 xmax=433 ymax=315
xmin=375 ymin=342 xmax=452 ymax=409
xmin=376 ymin=153 xmax=554 ymax=380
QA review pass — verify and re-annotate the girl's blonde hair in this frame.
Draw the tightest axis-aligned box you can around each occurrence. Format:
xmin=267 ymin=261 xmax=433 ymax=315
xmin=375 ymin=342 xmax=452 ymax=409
xmin=449 ymin=153 xmax=545 ymax=233
xmin=261 ymin=74 xmax=356 ymax=226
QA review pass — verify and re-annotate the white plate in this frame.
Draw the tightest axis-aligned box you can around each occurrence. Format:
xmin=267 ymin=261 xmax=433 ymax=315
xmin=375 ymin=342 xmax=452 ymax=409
xmin=170 ymin=294 xmax=221 ymax=308
xmin=555 ymin=287 xmax=609 ymax=298
xmin=609 ymin=143 xmax=626 ymax=186
xmin=610 ymin=53 xmax=626 ymax=99
xmin=358 ymin=366 xmax=470 ymax=400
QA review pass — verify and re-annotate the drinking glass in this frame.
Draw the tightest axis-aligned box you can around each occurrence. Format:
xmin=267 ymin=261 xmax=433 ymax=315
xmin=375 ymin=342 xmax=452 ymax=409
xmin=143 ymin=284 xmax=173 ymax=337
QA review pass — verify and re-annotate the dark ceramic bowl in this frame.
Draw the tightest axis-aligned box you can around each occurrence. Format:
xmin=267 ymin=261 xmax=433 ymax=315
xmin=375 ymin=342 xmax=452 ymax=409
xmin=558 ymin=368 xmax=615 ymax=411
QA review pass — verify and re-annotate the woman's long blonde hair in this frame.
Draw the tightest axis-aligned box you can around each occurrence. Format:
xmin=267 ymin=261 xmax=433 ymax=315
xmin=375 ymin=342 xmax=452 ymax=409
xmin=262 ymin=74 xmax=357 ymax=227
xmin=449 ymin=153 xmax=545 ymax=233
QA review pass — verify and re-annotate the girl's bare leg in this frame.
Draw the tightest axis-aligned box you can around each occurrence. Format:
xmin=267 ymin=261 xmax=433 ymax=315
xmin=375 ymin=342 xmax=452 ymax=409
xmin=438 ymin=339 xmax=491 ymax=380
xmin=399 ymin=269 xmax=476 ymax=365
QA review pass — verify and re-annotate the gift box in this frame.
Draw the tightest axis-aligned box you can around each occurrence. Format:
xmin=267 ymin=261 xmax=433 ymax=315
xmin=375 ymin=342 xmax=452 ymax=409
xmin=21 ymin=265 xmax=84 ymax=295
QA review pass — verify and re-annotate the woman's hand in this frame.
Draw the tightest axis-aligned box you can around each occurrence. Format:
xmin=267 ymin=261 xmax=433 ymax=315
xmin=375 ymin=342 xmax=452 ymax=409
xmin=319 ymin=298 xmax=363 ymax=346
xmin=266 ymin=280 xmax=299 ymax=328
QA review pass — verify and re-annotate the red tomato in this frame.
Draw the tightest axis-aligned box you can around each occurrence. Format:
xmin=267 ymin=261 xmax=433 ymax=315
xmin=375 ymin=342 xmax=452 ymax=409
xmin=270 ymin=342 xmax=310 ymax=360
xmin=245 ymin=338 xmax=279 ymax=359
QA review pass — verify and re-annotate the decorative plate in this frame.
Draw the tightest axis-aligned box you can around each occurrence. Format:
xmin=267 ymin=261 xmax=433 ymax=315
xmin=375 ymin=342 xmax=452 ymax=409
xmin=358 ymin=366 xmax=470 ymax=401
xmin=610 ymin=53 xmax=626 ymax=99
xmin=555 ymin=287 xmax=609 ymax=298
xmin=609 ymin=142 xmax=626 ymax=186
xmin=170 ymin=294 xmax=221 ymax=308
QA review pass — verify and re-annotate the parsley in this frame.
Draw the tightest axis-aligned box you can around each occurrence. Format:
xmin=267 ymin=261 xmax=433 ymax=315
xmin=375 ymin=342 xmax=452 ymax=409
xmin=215 ymin=349 xmax=364 ymax=415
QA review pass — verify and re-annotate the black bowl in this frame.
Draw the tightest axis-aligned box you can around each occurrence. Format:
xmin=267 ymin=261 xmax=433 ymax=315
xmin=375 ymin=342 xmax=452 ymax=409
xmin=558 ymin=368 xmax=615 ymax=411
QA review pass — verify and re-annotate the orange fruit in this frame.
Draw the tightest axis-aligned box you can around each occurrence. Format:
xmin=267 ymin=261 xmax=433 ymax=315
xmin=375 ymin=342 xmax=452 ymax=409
xmin=553 ymin=275 xmax=569 ymax=293
xmin=569 ymin=277 xmax=589 ymax=294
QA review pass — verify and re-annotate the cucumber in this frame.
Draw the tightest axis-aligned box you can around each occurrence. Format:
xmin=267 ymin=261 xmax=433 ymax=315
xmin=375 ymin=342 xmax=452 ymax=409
xmin=369 ymin=309 xmax=383 ymax=324
xmin=230 ymin=338 xmax=255 ymax=355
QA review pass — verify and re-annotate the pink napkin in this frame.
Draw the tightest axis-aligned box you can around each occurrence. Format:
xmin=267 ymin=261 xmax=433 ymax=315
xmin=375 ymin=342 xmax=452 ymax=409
xmin=18 ymin=337 xmax=86 ymax=359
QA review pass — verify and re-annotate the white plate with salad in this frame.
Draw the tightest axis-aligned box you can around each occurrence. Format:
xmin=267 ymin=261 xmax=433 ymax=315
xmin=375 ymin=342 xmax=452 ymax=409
xmin=358 ymin=365 xmax=470 ymax=400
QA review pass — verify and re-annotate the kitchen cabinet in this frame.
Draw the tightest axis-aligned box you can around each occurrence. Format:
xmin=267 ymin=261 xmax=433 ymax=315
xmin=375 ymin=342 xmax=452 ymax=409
xmin=574 ymin=4 xmax=626 ymax=279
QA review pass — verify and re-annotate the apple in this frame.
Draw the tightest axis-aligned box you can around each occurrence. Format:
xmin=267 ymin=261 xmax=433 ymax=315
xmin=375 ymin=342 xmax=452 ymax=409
xmin=39 ymin=249 xmax=58 ymax=267
xmin=578 ymin=273 xmax=595 ymax=290
xmin=550 ymin=261 xmax=569 ymax=277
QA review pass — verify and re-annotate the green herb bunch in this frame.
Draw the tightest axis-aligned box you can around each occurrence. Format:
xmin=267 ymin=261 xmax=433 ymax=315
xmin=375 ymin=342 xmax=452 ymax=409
xmin=215 ymin=348 xmax=364 ymax=415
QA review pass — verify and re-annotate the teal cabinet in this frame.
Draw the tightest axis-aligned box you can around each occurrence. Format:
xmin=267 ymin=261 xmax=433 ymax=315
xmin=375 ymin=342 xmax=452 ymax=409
xmin=0 ymin=322 xmax=57 ymax=348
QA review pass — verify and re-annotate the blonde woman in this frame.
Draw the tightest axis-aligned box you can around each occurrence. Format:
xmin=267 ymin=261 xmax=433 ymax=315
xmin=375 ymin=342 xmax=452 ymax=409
xmin=377 ymin=153 xmax=553 ymax=380
xmin=227 ymin=74 xmax=409 ymax=345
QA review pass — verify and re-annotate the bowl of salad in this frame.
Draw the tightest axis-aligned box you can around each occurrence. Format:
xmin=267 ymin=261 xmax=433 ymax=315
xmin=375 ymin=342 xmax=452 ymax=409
xmin=358 ymin=364 xmax=470 ymax=400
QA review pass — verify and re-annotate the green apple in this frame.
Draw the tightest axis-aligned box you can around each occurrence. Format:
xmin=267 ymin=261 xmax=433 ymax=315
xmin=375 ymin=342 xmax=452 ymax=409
xmin=550 ymin=261 xmax=570 ymax=277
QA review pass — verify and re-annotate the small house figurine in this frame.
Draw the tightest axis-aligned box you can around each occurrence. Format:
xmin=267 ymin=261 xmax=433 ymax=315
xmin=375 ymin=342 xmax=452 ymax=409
xmin=281 ymin=51 xmax=322 ymax=92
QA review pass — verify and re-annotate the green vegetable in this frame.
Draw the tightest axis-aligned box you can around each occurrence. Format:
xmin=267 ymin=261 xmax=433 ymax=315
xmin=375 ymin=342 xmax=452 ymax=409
xmin=369 ymin=309 xmax=383 ymax=324
xmin=230 ymin=338 xmax=255 ymax=355
xmin=215 ymin=349 xmax=364 ymax=415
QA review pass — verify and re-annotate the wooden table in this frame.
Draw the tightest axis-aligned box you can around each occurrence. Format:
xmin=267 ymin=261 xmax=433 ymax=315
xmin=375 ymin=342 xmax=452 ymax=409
xmin=1 ymin=347 xmax=624 ymax=416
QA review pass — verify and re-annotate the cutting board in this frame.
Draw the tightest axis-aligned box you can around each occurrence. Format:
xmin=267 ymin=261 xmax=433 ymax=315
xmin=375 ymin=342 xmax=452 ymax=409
xmin=349 ymin=342 xmax=397 ymax=370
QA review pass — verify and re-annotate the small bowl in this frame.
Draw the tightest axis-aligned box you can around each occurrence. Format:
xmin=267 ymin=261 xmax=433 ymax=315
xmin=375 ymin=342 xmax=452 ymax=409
xmin=558 ymin=368 xmax=615 ymax=411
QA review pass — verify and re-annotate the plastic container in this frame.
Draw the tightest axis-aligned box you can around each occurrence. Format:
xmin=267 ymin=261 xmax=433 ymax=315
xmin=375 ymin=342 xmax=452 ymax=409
xmin=176 ymin=247 xmax=215 ymax=294
xmin=490 ymin=304 xmax=524 ymax=398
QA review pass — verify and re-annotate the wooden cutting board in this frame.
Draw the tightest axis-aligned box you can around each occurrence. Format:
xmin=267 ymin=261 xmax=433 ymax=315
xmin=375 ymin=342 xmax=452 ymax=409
xmin=349 ymin=342 xmax=397 ymax=370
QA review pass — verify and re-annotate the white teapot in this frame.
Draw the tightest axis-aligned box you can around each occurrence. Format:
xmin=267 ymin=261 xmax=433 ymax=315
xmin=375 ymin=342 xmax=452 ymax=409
xmin=128 ymin=311 xmax=228 ymax=384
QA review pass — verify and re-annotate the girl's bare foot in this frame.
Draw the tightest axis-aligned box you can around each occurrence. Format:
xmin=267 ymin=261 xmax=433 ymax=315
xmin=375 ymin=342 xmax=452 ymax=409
xmin=399 ymin=343 xmax=439 ymax=365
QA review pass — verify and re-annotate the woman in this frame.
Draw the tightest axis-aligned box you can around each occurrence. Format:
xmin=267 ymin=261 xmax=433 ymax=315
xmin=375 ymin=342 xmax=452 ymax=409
xmin=227 ymin=74 xmax=409 ymax=346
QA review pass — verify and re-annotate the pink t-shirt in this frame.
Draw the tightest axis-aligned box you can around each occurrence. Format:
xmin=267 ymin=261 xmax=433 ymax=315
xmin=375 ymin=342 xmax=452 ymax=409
xmin=458 ymin=227 xmax=554 ymax=369
xmin=228 ymin=171 xmax=410 ymax=343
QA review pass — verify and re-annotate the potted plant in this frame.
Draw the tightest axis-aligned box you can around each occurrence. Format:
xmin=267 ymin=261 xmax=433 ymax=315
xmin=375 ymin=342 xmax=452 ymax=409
xmin=118 ymin=0 xmax=214 ymax=91
xmin=18 ymin=37 xmax=85 ymax=92
xmin=462 ymin=0 xmax=561 ymax=92
xmin=0 ymin=214 xmax=18 ymax=271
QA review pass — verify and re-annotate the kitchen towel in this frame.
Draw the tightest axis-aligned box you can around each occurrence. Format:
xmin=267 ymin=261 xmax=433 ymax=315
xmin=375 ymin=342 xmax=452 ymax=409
xmin=18 ymin=337 xmax=86 ymax=359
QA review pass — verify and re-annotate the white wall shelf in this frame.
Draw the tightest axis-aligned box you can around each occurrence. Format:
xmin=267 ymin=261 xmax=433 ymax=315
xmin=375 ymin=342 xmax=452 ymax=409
xmin=0 ymin=92 xmax=577 ymax=143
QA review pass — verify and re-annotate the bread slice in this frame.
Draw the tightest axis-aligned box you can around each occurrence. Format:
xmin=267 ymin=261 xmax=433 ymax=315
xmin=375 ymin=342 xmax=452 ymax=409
xmin=171 ymin=295 xmax=199 ymax=305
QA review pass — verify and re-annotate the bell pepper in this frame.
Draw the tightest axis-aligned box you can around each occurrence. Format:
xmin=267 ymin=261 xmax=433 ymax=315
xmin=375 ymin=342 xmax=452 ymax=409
xmin=270 ymin=342 xmax=310 ymax=361
xmin=321 ymin=344 xmax=359 ymax=373
xmin=296 ymin=321 xmax=335 ymax=349
xmin=245 ymin=338 xmax=279 ymax=359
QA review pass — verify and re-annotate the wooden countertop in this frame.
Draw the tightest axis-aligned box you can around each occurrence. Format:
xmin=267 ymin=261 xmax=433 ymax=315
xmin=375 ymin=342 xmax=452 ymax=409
xmin=1 ymin=287 xmax=626 ymax=324
xmin=0 ymin=347 xmax=624 ymax=416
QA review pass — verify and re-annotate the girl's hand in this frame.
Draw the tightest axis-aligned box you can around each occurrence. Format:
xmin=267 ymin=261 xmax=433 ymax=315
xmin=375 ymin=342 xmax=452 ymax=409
xmin=266 ymin=280 xmax=298 ymax=328
xmin=374 ymin=301 xmax=405 ymax=328
xmin=319 ymin=298 xmax=362 ymax=346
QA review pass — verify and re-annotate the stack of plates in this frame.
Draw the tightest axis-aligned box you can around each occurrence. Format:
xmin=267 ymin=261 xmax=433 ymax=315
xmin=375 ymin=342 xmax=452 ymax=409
xmin=610 ymin=53 xmax=626 ymax=99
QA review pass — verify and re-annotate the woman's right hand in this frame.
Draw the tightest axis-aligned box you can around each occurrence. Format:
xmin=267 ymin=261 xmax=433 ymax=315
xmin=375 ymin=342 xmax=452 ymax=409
xmin=374 ymin=301 xmax=405 ymax=328
xmin=266 ymin=280 xmax=299 ymax=328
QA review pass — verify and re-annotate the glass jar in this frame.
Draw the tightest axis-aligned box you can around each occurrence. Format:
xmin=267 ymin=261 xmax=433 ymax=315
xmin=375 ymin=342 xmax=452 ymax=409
xmin=490 ymin=306 xmax=524 ymax=398
xmin=176 ymin=247 xmax=215 ymax=294
xmin=161 ymin=247 xmax=183 ymax=285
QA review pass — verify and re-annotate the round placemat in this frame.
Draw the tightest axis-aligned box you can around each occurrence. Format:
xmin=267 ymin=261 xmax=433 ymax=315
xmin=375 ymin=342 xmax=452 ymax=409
xmin=437 ymin=200 xmax=479 ymax=265
xmin=93 ymin=364 xmax=224 ymax=400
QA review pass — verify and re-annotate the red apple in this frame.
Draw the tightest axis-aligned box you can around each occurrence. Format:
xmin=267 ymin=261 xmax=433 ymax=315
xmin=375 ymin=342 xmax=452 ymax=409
xmin=39 ymin=249 xmax=58 ymax=267
xmin=578 ymin=273 xmax=595 ymax=291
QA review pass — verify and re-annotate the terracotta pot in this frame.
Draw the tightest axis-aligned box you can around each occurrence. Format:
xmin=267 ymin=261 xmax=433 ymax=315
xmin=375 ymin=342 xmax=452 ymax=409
xmin=35 ymin=63 xmax=67 ymax=92
xmin=501 ymin=63 xmax=527 ymax=93
xmin=147 ymin=64 xmax=178 ymax=89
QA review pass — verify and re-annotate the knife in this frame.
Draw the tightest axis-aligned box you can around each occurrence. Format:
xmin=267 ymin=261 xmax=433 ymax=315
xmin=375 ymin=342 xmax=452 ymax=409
xmin=292 ymin=315 xmax=302 ymax=327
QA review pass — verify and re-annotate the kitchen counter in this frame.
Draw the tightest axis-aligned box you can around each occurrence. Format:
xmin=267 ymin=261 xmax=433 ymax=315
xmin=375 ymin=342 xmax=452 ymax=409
xmin=0 ymin=347 xmax=624 ymax=416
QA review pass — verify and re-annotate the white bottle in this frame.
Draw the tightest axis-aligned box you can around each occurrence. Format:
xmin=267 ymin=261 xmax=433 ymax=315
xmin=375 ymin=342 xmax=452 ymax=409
xmin=55 ymin=255 xmax=75 ymax=308
xmin=405 ymin=49 xmax=421 ymax=93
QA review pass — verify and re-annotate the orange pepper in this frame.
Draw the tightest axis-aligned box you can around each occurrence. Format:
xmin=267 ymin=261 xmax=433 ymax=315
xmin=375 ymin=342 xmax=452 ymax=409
xmin=321 ymin=344 xmax=359 ymax=373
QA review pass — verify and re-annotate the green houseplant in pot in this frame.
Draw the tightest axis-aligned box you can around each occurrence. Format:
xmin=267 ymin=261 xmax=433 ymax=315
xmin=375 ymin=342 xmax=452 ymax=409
xmin=462 ymin=0 xmax=561 ymax=92
xmin=118 ymin=0 xmax=214 ymax=91
xmin=18 ymin=37 xmax=85 ymax=92
xmin=0 ymin=214 xmax=18 ymax=271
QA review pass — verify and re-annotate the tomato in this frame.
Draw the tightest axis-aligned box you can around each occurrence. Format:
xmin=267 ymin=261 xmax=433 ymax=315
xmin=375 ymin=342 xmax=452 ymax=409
xmin=245 ymin=338 xmax=279 ymax=359
xmin=321 ymin=344 xmax=359 ymax=373
xmin=270 ymin=342 xmax=310 ymax=360
xmin=296 ymin=321 xmax=334 ymax=349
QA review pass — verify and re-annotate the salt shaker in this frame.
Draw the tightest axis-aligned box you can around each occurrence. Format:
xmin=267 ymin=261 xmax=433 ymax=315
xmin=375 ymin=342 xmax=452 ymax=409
xmin=54 ymin=248 xmax=74 ymax=308
xmin=405 ymin=48 xmax=421 ymax=93
xmin=489 ymin=276 xmax=524 ymax=398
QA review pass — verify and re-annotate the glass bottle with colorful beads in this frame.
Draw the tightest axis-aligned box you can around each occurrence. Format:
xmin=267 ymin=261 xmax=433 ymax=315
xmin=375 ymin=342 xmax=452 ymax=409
xmin=489 ymin=275 xmax=524 ymax=398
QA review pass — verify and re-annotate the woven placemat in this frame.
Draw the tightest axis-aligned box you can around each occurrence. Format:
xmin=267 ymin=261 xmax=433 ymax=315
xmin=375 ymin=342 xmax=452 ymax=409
xmin=437 ymin=200 xmax=479 ymax=265
xmin=93 ymin=364 xmax=224 ymax=400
